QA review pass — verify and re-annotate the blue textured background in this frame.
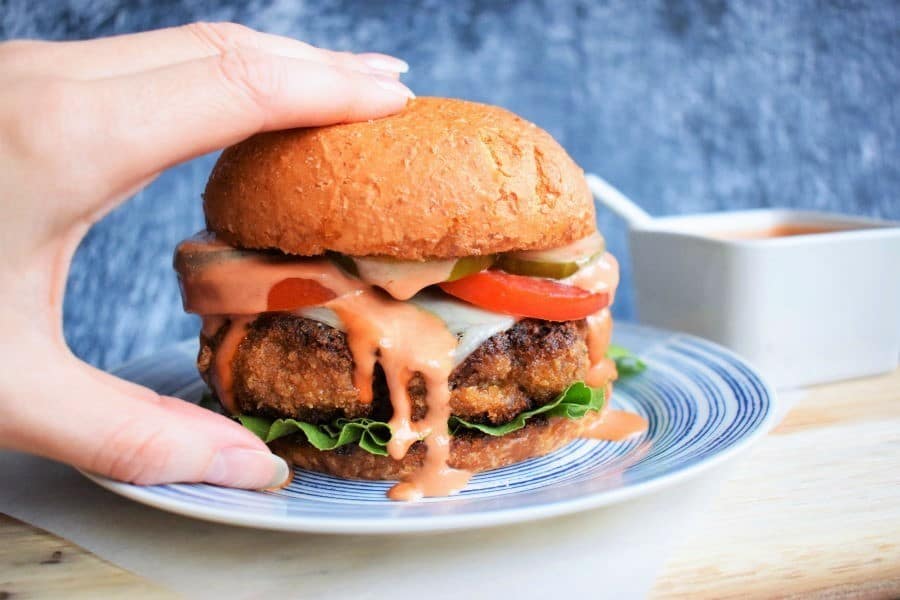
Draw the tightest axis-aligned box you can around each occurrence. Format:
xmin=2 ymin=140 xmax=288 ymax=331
xmin=2 ymin=1 xmax=898 ymax=368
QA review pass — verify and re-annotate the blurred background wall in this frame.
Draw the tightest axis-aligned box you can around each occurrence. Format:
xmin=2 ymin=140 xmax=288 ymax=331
xmin=2 ymin=0 xmax=897 ymax=368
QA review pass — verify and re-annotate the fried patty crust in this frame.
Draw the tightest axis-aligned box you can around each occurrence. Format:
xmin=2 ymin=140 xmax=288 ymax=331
xmin=198 ymin=314 xmax=590 ymax=426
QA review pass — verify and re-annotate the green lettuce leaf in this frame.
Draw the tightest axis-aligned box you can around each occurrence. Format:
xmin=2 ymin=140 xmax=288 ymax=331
xmin=233 ymin=346 xmax=646 ymax=456
xmin=607 ymin=344 xmax=647 ymax=377
xmin=449 ymin=382 xmax=604 ymax=436
xmin=236 ymin=382 xmax=605 ymax=456
xmin=237 ymin=415 xmax=393 ymax=456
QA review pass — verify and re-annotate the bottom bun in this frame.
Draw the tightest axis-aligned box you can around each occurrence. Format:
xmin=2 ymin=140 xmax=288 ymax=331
xmin=269 ymin=410 xmax=605 ymax=481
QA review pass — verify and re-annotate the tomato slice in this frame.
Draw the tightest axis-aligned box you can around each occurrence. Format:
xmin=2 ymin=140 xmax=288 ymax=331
xmin=267 ymin=278 xmax=336 ymax=311
xmin=439 ymin=270 xmax=609 ymax=321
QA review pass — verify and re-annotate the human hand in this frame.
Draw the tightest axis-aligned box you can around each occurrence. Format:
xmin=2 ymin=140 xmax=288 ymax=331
xmin=0 ymin=22 xmax=413 ymax=488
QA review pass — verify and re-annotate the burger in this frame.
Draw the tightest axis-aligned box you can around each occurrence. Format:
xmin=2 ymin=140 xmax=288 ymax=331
xmin=174 ymin=97 xmax=645 ymax=501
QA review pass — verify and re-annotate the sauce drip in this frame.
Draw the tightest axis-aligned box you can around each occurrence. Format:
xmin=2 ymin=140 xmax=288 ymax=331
xmin=584 ymin=309 xmax=617 ymax=388
xmin=208 ymin=315 xmax=252 ymax=415
xmin=177 ymin=233 xmax=472 ymax=499
xmin=329 ymin=292 xmax=472 ymax=499
xmin=565 ymin=252 xmax=620 ymax=302
xmin=176 ymin=236 xmax=364 ymax=316
xmin=353 ymin=257 xmax=457 ymax=301
xmin=568 ymin=254 xmax=646 ymax=446
xmin=564 ymin=253 xmax=621 ymax=388
xmin=583 ymin=408 xmax=649 ymax=441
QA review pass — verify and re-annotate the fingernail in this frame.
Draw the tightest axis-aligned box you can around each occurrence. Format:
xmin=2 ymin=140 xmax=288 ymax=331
xmin=204 ymin=448 xmax=291 ymax=490
xmin=372 ymin=74 xmax=415 ymax=99
xmin=358 ymin=53 xmax=409 ymax=73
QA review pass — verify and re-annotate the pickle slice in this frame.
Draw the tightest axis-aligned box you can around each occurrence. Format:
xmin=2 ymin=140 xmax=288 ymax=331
xmin=496 ymin=232 xmax=605 ymax=279
xmin=332 ymin=253 xmax=493 ymax=283
xmin=327 ymin=253 xmax=494 ymax=298
xmin=495 ymin=255 xmax=581 ymax=279
xmin=447 ymin=255 xmax=495 ymax=281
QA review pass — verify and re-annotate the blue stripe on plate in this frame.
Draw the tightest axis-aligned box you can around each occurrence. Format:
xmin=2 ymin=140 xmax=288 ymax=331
xmin=83 ymin=322 xmax=776 ymax=534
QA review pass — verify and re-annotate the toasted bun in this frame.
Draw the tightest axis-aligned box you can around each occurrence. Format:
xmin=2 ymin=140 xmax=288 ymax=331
xmin=270 ymin=410 xmax=603 ymax=480
xmin=203 ymin=97 xmax=595 ymax=259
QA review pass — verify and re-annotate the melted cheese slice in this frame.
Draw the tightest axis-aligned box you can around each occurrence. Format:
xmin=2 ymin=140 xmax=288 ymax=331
xmin=296 ymin=290 xmax=515 ymax=366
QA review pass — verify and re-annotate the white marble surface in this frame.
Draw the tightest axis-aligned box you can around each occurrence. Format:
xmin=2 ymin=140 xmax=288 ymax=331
xmin=0 ymin=450 xmax=728 ymax=599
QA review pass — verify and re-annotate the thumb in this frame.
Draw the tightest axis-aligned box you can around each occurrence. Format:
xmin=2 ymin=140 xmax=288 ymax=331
xmin=4 ymin=351 xmax=290 ymax=489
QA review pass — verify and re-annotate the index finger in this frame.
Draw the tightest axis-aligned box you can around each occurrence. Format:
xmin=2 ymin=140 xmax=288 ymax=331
xmin=59 ymin=48 xmax=414 ymax=213
xmin=2 ymin=22 xmax=407 ymax=81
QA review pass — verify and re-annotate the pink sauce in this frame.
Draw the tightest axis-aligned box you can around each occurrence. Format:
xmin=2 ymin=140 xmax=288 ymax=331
xmin=567 ymin=253 xmax=647 ymax=441
xmin=565 ymin=252 xmax=620 ymax=302
xmin=510 ymin=231 xmax=605 ymax=263
xmin=177 ymin=233 xmax=471 ymax=499
xmin=353 ymin=256 xmax=457 ymax=301
xmin=565 ymin=253 xmax=622 ymax=389
xmin=176 ymin=235 xmax=364 ymax=316
xmin=175 ymin=233 xmax=645 ymax=499
xmin=584 ymin=309 xmax=617 ymax=388
xmin=330 ymin=291 xmax=472 ymax=499
xmin=209 ymin=316 xmax=252 ymax=415
xmin=583 ymin=408 xmax=649 ymax=441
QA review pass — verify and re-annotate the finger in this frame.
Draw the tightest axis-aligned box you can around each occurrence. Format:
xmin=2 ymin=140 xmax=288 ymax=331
xmin=3 ymin=353 xmax=289 ymax=489
xmin=70 ymin=48 xmax=413 ymax=203
xmin=1 ymin=22 xmax=407 ymax=81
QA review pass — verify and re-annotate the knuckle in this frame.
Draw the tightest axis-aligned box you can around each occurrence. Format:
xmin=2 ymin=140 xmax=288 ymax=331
xmin=214 ymin=47 xmax=280 ymax=114
xmin=186 ymin=21 xmax=256 ymax=54
xmin=334 ymin=50 xmax=364 ymax=72
xmin=327 ymin=71 xmax=361 ymax=122
xmin=92 ymin=419 xmax=174 ymax=485
xmin=329 ymin=50 xmax=352 ymax=64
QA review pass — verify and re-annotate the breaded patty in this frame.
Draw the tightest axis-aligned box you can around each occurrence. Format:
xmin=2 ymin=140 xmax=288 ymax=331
xmin=197 ymin=315 xmax=589 ymax=425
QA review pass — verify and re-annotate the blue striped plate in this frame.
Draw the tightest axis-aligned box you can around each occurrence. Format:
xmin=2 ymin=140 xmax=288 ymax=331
xmin=84 ymin=323 xmax=775 ymax=534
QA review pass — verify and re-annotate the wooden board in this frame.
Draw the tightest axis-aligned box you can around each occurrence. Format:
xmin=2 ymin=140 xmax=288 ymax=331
xmin=653 ymin=368 xmax=900 ymax=599
xmin=0 ymin=513 xmax=171 ymax=599
xmin=2 ymin=369 xmax=899 ymax=599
